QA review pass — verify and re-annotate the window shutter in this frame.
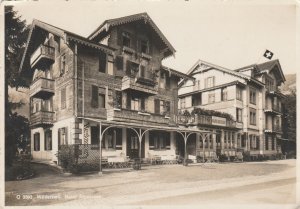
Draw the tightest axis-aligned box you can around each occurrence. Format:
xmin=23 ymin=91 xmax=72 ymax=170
xmin=117 ymin=28 xmax=122 ymax=46
xmin=65 ymin=127 xmax=68 ymax=145
xmin=91 ymin=85 xmax=99 ymax=108
xmin=204 ymin=78 xmax=207 ymax=88
xmin=115 ymin=128 xmax=122 ymax=150
xmin=116 ymin=56 xmax=124 ymax=71
xmin=126 ymin=92 xmax=131 ymax=109
xmin=99 ymin=52 xmax=107 ymax=73
xmin=154 ymin=99 xmax=160 ymax=114
xmin=126 ymin=60 xmax=132 ymax=76
xmin=58 ymin=129 xmax=61 ymax=146
xmin=149 ymin=132 xmax=154 ymax=150
xmin=166 ymin=133 xmax=170 ymax=150
xmin=166 ymin=75 xmax=171 ymax=89
xmin=213 ymin=76 xmax=215 ymax=87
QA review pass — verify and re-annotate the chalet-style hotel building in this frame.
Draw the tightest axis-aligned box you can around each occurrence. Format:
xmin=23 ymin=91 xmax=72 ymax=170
xmin=19 ymin=12 xmax=286 ymax=168
xmin=178 ymin=59 xmax=286 ymax=159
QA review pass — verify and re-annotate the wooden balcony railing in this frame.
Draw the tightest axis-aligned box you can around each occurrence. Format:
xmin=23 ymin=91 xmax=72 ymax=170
xmin=107 ymin=108 xmax=170 ymax=125
xmin=30 ymin=45 xmax=55 ymax=69
xmin=177 ymin=114 xmax=239 ymax=128
xmin=30 ymin=77 xmax=54 ymax=99
xmin=121 ymin=76 xmax=158 ymax=95
xmin=30 ymin=111 xmax=54 ymax=127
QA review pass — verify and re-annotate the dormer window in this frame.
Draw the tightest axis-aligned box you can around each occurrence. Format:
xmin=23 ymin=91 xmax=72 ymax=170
xmin=122 ymin=32 xmax=131 ymax=48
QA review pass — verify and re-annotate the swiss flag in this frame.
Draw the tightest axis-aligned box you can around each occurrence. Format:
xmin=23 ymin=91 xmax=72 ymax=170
xmin=263 ymin=50 xmax=274 ymax=60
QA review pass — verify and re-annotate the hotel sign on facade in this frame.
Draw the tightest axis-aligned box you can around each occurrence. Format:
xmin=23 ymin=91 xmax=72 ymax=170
xmin=212 ymin=116 xmax=226 ymax=127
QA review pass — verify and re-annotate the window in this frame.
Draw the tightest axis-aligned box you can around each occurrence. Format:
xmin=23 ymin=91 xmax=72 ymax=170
xmin=58 ymin=127 xmax=68 ymax=145
xmin=102 ymin=128 xmax=122 ymax=150
xmin=192 ymin=93 xmax=202 ymax=106
xmin=180 ymin=98 xmax=186 ymax=109
xmin=236 ymin=108 xmax=242 ymax=122
xmin=164 ymin=101 xmax=171 ymax=116
xmin=249 ymin=108 xmax=257 ymax=125
xmin=99 ymin=52 xmax=107 ymax=73
xmin=44 ymin=130 xmax=52 ymax=151
xmin=236 ymin=87 xmax=243 ymax=101
xmin=205 ymin=76 xmax=215 ymax=88
xmin=208 ymin=92 xmax=215 ymax=103
xmin=160 ymin=72 xmax=166 ymax=89
xmin=99 ymin=93 xmax=106 ymax=108
xmin=61 ymin=87 xmax=66 ymax=109
xmin=130 ymin=136 xmax=139 ymax=149
xmin=34 ymin=133 xmax=40 ymax=151
xmin=140 ymin=39 xmax=149 ymax=54
xmin=60 ymin=54 xmax=66 ymax=75
xmin=122 ymin=32 xmax=131 ymax=48
xmin=149 ymin=131 xmax=170 ymax=150
xmin=265 ymin=76 xmax=275 ymax=91
xmin=221 ymin=88 xmax=227 ymax=101
xmin=194 ymin=80 xmax=200 ymax=91
xmin=249 ymin=88 xmax=256 ymax=104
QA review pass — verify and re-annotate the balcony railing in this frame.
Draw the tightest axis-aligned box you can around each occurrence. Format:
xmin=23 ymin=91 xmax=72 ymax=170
xmin=177 ymin=114 xmax=239 ymax=128
xmin=30 ymin=111 xmax=54 ymax=127
xmin=122 ymin=76 xmax=158 ymax=95
xmin=107 ymin=108 xmax=170 ymax=125
xmin=30 ymin=77 xmax=54 ymax=99
xmin=30 ymin=45 xmax=55 ymax=69
xmin=264 ymin=105 xmax=282 ymax=114
xmin=265 ymin=126 xmax=282 ymax=133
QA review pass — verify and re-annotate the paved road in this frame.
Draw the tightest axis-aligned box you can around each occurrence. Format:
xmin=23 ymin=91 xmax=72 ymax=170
xmin=5 ymin=159 xmax=297 ymax=206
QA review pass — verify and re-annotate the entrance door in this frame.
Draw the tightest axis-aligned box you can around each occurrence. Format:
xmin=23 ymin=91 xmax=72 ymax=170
xmin=127 ymin=129 xmax=139 ymax=159
xmin=216 ymin=130 xmax=222 ymax=156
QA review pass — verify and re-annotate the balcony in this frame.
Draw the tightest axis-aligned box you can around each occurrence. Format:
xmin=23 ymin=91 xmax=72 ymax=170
xmin=122 ymin=75 xmax=158 ymax=95
xmin=265 ymin=125 xmax=282 ymax=134
xmin=107 ymin=108 xmax=170 ymax=125
xmin=30 ymin=111 xmax=54 ymax=127
xmin=30 ymin=45 xmax=55 ymax=69
xmin=30 ymin=77 xmax=54 ymax=99
xmin=264 ymin=105 xmax=282 ymax=115
xmin=177 ymin=114 xmax=240 ymax=128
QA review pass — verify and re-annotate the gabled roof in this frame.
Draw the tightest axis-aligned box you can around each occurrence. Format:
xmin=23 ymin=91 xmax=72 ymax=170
xmin=161 ymin=65 xmax=194 ymax=81
xmin=235 ymin=59 xmax=286 ymax=83
xmin=179 ymin=59 xmax=264 ymax=87
xmin=88 ymin=12 xmax=176 ymax=58
xmin=19 ymin=19 xmax=114 ymax=74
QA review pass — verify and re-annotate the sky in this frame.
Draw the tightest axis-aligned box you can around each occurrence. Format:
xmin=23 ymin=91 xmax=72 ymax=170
xmin=10 ymin=0 xmax=297 ymax=75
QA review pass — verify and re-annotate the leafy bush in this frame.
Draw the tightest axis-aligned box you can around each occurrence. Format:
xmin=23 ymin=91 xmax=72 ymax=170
xmin=56 ymin=145 xmax=79 ymax=173
xmin=242 ymin=151 xmax=251 ymax=162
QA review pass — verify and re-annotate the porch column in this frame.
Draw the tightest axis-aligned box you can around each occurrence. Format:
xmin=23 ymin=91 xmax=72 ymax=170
xmin=212 ymin=130 xmax=216 ymax=152
xmin=234 ymin=133 xmax=238 ymax=149
xmin=221 ymin=129 xmax=224 ymax=152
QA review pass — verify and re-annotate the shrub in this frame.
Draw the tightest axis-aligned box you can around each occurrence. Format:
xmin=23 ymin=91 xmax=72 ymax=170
xmin=56 ymin=145 xmax=79 ymax=173
xmin=242 ymin=151 xmax=251 ymax=162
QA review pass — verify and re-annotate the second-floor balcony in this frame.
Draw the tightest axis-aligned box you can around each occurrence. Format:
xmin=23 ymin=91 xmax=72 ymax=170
xmin=30 ymin=77 xmax=54 ymax=99
xmin=178 ymin=114 xmax=240 ymax=129
xmin=122 ymin=75 xmax=158 ymax=95
xmin=107 ymin=108 xmax=170 ymax=125
xmin=30 ymin=44 xmax=55 ymax=69
xmin=30 ymin=111 xmax=54 ymax=127
xmin=265 ymin=125 xmax=282 ymax=134
xmin=264 ymin=105 xmax=282 ymax=115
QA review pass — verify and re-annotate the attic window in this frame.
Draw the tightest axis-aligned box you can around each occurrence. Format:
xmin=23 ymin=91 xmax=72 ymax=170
xmin=122 ymin=32 xmax=131 ymax=48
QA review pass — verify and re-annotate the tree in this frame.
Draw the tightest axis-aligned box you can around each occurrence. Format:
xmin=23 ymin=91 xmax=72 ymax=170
xmin=5 ymin=6 xmax=30 ymax=166
xmin=282 ymin=90 xmax=296 ymax=154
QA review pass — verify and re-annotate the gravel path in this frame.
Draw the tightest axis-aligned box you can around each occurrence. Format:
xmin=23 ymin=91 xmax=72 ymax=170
xmin=5 ymin=159 xmax=296 ymax=206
